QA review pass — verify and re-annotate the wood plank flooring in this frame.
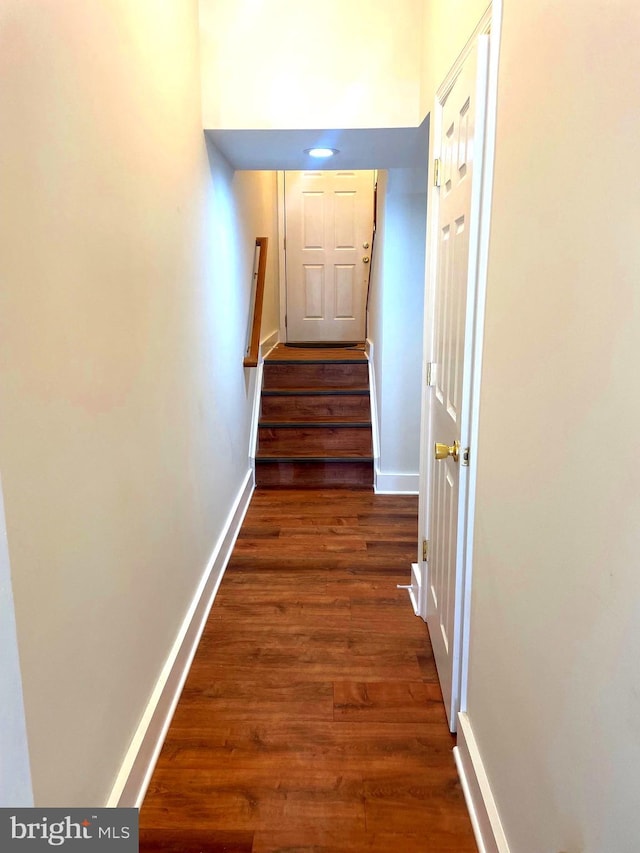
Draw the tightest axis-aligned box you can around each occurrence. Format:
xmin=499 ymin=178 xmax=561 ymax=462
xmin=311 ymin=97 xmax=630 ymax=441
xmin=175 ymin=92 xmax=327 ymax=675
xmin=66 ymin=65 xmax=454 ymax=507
xmin=139 ymin=489 xmax=476 ymax=853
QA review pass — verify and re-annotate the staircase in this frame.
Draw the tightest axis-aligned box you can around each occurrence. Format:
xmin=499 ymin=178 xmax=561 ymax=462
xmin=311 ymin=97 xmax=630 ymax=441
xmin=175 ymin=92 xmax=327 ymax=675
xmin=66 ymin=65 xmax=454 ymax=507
xmin=255 ymin=344 xmax=374 ymax=488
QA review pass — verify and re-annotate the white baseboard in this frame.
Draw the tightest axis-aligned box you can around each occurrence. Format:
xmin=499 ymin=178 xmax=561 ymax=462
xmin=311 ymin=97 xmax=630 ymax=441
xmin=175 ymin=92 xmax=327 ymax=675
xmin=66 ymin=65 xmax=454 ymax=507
xmin=106 ymin=469 xmax=254 ymax=808
xmin=406 ymin=562 xmax=420 ymax=616
xmin=454 ymin=712 xmax=510 ymax=853
xmin=249 ymin=360 xmax=264 ymax=465
xmin=260 ymin=329 xmax=279 ymax=360
xmin=249 ymin=331 xmax=279 ymax=464
xmin=365 ymin=339 xmax=380 ymax=463
xmin=374 ymin=469 xmax=419 ymax=495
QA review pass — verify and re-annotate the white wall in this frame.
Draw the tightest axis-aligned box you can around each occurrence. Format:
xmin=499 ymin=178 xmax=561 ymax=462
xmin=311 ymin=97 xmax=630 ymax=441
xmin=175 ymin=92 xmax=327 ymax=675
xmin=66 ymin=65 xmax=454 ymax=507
xmin=368 ymin=168 xmax=427 ymax=490
xmin=0 ymin=0 xmax=277 ymax=806
xmin=199 ymin=0 xmax=424 ymax=130
xmin=421 ymin=1 xmax=640 ymax=850
xmin=467 ymin=3 xmax=640 ymax=850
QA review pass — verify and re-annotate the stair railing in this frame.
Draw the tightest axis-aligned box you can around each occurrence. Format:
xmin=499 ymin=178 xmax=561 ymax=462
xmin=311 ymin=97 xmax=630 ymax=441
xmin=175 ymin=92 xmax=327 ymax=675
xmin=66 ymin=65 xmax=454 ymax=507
xmin=244 ymin=237 xmax=269 ymax=368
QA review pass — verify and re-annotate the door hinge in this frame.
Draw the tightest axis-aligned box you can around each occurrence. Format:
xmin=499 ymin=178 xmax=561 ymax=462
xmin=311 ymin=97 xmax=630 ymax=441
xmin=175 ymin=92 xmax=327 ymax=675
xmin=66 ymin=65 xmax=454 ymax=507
xmin=285 ymin=314 xmax=288 ymax=327
xmin=462 ymin=447 xmax=471 ymax=467
xmin=422 ymin=539 xmax=429 ymax=561
xmin=426 ymin=362 xmax=435 ymax=386
xmin=433 ymin=158 xmax=441 ymax=188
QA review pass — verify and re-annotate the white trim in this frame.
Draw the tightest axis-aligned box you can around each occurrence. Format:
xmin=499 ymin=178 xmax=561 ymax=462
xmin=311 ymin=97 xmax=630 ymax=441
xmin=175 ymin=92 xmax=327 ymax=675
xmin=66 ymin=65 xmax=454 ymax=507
xmin=454 ymin=712 xmax=510 ymax=853
xmin=277 ymin=172 xmax=287 ymax=341
xmin=407 ymin=590 xmax=419 ymax=616
xmin=106 ymin=470 xmax=254 ymax=808
xmin=248 ymin=361 xmax=263 ymax=473
xmin=248 ymin=330 xmax=279 ymax=468
xmin=0 ymin=474 xmax=34 ymax=807
xmin=460 ymin=0 xmax=503 ymax=711
xmin=374 ymin=469 xmax=419 ymax=495
xmin=365 ymin=339 xmax=380 ymax=463
xmin=406 ymin=562 xmax=421 ymax=616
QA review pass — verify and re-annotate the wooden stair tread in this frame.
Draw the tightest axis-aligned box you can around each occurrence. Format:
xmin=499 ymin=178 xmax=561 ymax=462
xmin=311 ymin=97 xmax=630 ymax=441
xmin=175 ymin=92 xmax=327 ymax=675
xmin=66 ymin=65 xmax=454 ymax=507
xmin=266 ymin=344 xmax=366 ymax=362
xmin=265 ymin=357 xmax=366 ymax=365
xmin=256 ymin=451 xmax=374 ymax=460
xmin=262 ymin=386 xmax=369 ymax=395
xmin=259 ymin=420 xmax=372 ymax=427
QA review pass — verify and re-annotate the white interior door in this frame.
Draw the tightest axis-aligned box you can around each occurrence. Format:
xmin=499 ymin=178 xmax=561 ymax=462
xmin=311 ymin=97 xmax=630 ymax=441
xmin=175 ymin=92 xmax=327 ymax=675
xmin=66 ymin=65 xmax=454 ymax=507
xmin=284 ymin=170 xmax=374 ymax=342
xmin=426 ymin=37 xmax=489 ymax=732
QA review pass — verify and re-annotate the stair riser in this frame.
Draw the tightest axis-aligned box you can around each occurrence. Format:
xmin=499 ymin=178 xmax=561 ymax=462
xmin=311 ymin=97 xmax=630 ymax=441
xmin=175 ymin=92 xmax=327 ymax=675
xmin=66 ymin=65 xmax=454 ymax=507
xmin=255 ymin=460 xmax=373 ymax=488
xmin=260 ymin=394 xmax=371 ymax=422
xmin=258 ymin=427 xmax=372 ymax=456
xmin=263 ymin=363 xmax=369 ymax=390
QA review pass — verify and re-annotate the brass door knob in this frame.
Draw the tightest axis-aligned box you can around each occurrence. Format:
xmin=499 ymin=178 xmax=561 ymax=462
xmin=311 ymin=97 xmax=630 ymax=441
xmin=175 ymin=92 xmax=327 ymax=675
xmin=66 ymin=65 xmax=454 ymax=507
xmin=362 ymin=256 xmax=370 ymax=263
xmin=434 ymin=440 xmax=460 ymax=462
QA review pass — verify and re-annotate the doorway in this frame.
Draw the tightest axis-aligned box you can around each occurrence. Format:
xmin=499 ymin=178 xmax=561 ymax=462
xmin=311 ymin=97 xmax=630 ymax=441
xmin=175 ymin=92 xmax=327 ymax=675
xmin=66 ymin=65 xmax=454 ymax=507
xmin=281 ymin=170 xmax=376 ymax=343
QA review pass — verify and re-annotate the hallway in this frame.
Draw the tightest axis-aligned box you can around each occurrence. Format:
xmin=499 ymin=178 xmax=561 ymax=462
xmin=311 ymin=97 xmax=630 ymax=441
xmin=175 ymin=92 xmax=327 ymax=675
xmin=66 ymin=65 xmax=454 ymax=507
xmin=139 ymin=489 xmax=476 ymax=852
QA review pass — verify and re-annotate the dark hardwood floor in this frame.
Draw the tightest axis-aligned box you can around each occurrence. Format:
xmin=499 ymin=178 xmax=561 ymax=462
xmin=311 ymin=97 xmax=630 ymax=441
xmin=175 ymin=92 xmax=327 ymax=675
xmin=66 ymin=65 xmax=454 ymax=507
xmin=139 ymin=489 xmax=476 ymax=852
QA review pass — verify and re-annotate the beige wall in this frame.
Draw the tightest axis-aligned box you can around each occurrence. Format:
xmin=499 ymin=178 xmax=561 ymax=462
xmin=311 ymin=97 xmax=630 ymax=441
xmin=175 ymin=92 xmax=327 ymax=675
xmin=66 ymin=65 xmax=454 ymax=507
xmin=420 ymin=1 xmax=640 ymax=850
xmin=0 ymin=0 xmax=277 ymax=805
xmin=199 ymin=0 xmax=424 ymax=129
xmin=253 ymin=175 xmax=280 ymax=344
xmin=419 ymin=0 xmax=488 ymax=114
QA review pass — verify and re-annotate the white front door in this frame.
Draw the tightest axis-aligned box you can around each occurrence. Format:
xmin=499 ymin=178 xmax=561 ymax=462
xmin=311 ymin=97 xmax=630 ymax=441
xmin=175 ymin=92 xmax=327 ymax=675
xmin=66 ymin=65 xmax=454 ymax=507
xmin=284 ymin=170 xmax=375 ymax=342
xmin=426 ymin=37 xmax=489 ymax=731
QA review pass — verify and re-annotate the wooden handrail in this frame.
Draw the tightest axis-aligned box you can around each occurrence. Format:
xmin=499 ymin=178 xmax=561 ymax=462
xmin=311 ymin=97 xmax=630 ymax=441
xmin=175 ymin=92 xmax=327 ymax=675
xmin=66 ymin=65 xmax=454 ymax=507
xmin=243 ymin=237 xmax=269 ymax=368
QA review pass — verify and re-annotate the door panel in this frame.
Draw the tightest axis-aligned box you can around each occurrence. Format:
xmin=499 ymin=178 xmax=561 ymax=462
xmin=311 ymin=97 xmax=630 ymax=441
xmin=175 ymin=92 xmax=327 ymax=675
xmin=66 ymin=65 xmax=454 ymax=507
xmin=304 ymin=266 xmax=324 ymax=317
xmin=303 ymin=193 xmax=324 ymax=248
xmin=427 ymin=37 xmax=489 ymax=731
xmin=285 ymin=170 xmax=374 ymax=342
xmin=335 ymin=265 xmax=356 ymax=317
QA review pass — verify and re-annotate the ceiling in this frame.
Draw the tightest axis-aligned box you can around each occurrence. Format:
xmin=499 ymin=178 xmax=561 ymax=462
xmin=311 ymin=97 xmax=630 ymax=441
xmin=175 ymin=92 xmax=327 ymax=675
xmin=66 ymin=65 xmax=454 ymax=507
xmin=205 ymin=117 xmax=429 ymax=171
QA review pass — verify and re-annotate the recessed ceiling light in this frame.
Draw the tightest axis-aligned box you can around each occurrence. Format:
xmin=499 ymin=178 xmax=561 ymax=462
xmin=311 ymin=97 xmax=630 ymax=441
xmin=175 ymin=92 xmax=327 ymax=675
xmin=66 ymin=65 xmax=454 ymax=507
xmin=305 ymin=147 xmax=339 ymax=158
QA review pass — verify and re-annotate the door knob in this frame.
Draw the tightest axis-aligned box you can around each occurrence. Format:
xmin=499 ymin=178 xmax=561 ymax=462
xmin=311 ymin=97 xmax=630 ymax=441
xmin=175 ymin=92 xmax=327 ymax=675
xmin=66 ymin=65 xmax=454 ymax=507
xmin=434 ymin=440 xmax=460 ymax=462
xmin=362 ymin=256 xmax=370 ymax=263
xmin=363 ymin=242 xmax=370 ymax=249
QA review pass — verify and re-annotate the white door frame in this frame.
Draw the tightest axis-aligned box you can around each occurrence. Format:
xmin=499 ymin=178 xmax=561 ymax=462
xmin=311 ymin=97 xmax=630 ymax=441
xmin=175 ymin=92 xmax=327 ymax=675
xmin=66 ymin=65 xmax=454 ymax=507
xmin=277 ymin=171 xmax=288 ymax=341
xmin=417 ymin=2 xmax=502 ymax=720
